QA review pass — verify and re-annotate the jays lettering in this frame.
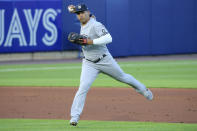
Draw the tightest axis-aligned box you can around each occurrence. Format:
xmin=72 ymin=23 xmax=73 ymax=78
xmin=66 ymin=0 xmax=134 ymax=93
xmin=0 ymin=8 xmax=61 ymax=48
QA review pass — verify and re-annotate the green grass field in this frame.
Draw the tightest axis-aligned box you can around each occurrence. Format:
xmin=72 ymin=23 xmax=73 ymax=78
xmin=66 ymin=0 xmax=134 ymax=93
xmin=0 ymin=59 xmax=197 ymax=131
xmin=0 ymin=119 xmax=197 ymax=131
xmin=0 ymin=60 xmax=197 ymax=88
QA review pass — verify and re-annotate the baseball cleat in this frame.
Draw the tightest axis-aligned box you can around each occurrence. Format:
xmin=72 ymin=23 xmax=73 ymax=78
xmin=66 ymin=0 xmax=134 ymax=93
xmin=70 ymin=122 xmax=78 ymax=126
xmin=70 ymin=116 xmax=79 ymax=126
xmin=136 ymin=88 xmax=153 ymax=101
xmin=143 ymin=89 xmax=153 ymax=100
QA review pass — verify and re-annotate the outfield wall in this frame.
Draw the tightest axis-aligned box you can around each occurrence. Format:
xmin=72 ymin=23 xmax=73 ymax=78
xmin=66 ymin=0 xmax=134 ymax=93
xmin=0 ymin=51 xmax=80 ymax=61
xmin=0 ymin=0 xmax=197 ymax=57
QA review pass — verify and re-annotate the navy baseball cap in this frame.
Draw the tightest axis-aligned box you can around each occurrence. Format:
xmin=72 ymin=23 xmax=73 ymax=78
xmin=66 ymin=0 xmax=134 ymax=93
xmin=75 ymin=4 xmax=88 ymax=13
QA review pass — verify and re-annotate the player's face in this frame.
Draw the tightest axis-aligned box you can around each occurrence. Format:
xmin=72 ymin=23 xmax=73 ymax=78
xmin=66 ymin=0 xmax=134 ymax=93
xmin=76 ymin=11 xmax=90 ymax=25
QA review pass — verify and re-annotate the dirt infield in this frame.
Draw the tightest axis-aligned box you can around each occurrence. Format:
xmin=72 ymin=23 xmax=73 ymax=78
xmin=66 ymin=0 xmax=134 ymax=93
xmin=0 ymin=87 xmax=197 ymax=123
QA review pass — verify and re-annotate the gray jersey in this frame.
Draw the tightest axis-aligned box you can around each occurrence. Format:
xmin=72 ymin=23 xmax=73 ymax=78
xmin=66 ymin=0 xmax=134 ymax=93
xmin=80 ymin=18 xmax=110 ymax=61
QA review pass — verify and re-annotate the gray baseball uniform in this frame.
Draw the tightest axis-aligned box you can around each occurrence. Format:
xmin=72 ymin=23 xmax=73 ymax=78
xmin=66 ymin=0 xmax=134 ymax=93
xmin=70 ymin=17 xmax=152 ymax=123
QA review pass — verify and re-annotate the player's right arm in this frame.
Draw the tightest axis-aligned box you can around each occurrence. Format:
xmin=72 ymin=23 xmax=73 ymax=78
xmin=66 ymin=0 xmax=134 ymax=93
xmin=68 ymin=5 xmax=76 ymax=13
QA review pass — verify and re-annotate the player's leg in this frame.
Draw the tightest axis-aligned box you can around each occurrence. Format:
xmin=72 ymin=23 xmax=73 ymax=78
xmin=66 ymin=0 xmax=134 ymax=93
xmin=70 ymin=60 xmax=99 ymax=125
xmin=98 ymin=55 xmax=153 ymax=100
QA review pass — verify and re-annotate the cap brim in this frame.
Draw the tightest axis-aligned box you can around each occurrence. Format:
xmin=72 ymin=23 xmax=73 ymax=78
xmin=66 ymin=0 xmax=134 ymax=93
xmin=75 ymin=10 xmax=88 ymax=14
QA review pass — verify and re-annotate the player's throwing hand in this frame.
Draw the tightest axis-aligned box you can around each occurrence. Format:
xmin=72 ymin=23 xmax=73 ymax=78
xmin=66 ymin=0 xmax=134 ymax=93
xmin=68 ymin=5 xmax=76 ymax=13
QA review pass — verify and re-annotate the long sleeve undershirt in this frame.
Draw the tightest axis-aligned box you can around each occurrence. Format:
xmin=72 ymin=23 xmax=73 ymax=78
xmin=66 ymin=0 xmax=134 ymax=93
xmin=93 ymin=34 xmax=112 ymax=45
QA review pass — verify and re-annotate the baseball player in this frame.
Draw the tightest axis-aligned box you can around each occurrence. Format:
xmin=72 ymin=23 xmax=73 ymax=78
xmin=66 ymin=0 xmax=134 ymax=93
xmin=67 ymin=4 xmax=153 ymax=126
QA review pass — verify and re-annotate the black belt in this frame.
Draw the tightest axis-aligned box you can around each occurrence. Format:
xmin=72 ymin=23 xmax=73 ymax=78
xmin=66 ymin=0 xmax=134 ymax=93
xmin=85 ymin=54 xmax=107 ymax=63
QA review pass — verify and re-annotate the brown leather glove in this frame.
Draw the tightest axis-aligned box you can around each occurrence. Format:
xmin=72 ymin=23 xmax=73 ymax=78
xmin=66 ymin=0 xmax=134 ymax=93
xmin=68 ymin=32 xmax=88 ymax=45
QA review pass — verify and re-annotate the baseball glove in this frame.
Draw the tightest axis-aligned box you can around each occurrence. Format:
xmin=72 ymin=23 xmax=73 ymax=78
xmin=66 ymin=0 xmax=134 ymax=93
xmin=68 ymin=32 xmax=88 ymax=45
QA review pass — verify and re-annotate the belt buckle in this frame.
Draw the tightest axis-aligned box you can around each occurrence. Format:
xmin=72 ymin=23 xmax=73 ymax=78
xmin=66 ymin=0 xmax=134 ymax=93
xmin=96 ymin=54 xmax=106 ymax=63
xmin=86 ymin=54 xmax=106 ymax=63
xmin=99 ymin=55 xmax=104 ymax=60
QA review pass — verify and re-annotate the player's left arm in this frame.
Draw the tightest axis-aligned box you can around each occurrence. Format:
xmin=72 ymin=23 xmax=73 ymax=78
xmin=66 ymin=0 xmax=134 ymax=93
xmin=92 ymin=34 xmax=112 ymax=45
xmin=92 ymin=23 xmax=112 ymax=45
xmin=69 ymin=22 xmax=112 ymax=45
xmin=86 ymin=22 xmax=112 ymax=45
